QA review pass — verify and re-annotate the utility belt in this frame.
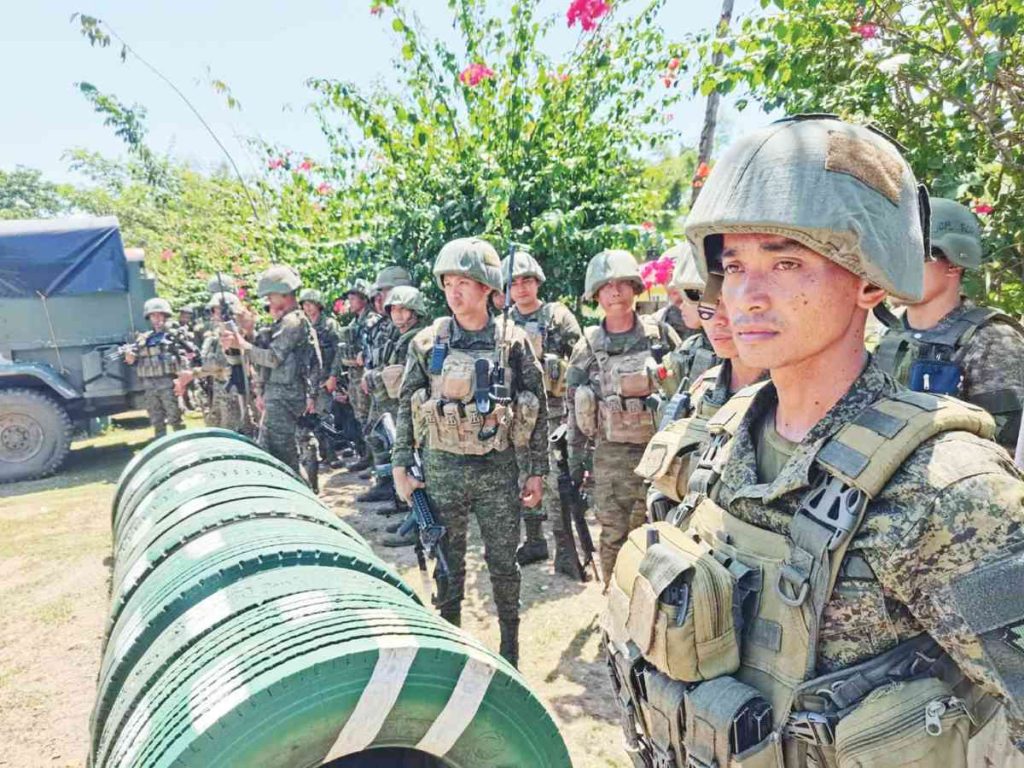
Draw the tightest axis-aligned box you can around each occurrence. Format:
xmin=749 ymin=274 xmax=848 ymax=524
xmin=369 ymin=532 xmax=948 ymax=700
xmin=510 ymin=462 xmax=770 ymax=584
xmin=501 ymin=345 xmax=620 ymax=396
xmin=575 ymin=384 xmax=662 ymax=444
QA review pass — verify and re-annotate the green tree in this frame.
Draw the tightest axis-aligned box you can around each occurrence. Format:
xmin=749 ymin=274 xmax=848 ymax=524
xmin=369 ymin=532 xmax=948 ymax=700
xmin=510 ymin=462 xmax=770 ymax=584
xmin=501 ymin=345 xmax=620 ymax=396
xmin=687 ymin=0 xmax=1024 ymax=313
xmin=0 ymin=167 xmax=71 ymax=219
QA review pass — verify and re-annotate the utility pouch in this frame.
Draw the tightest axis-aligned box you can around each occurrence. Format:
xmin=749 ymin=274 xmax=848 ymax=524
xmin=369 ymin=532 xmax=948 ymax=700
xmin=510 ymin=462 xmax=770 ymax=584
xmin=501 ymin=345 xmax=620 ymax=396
xmin=440 ymin=365 xmax=473 ymax=401
xmin=511 ymin=391 xmax=540 ymax=448
xmin=574 ymin=384 xmax=598 ymax=438
xmin=684 ymin=677 xmax=778 ymax=768
xmin=636 ymin=665 xmax=688 ymax=767
xmin=908 ymin=358 xmax=963 ymax=397
xmin=410 ymin=388 xmax=430 ymax=445
xmin=635 ymin=420 xmax=707 ymax=502
xmin=619 ymin=525 xmax=742 ymax=682
xmin=835 ymin=677 xmax=970 ymax=768
xmin=544 ymin=353 xmax=568 ymax=397
xmin=619 ymin=370 xmax=654 ymax=398
xmin=429 ymin=339 xmax=448 ymax=375
xmin=601 ymin=395 xmax=657 ymax=444
xmin=381 ymin=364 xmax=405 ymax=400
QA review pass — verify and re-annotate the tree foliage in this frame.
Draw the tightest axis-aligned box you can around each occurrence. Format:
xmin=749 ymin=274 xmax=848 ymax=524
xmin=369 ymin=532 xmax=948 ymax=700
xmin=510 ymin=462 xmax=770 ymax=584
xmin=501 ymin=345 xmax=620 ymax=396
xmin=686 ymin=0 xmax=1024 ymax=313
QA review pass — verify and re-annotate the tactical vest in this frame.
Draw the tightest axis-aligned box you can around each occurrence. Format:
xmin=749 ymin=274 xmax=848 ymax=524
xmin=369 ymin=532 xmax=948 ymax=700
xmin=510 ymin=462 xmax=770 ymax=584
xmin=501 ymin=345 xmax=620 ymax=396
xmin=605 ymin=385 xmax=995 ymax=768
xmin=134 ymin=331 xmax=184 ymax=379
xmin=576 ymin=317 xmax=666 ymax=445
xmin=513 ymin=302 xmax=571 ymax=398
xmin=265 ymin=310 xmax=316 ymax=392
xmin=674 ymin=333 xmax=720 ymax=389
xmin=410 ymin=318 xmax=539 ymax=456
xmin=875 ymin=306 xmax=1022 ymax=401
xmin=376 ymin=324 xmax=422 ymax=402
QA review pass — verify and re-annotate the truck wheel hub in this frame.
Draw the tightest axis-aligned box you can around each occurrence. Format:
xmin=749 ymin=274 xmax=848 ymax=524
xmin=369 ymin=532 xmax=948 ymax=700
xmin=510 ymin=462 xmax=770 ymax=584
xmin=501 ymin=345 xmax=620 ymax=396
xmin=0 ymin=414 xmax=43 ymax=462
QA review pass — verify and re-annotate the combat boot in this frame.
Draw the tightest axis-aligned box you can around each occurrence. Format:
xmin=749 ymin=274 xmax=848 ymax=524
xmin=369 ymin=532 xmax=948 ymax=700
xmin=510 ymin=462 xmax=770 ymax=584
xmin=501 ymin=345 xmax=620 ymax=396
xmin=516 ymin=517 xmax=549 ymax=565
xmin=357 ymin=478 xmax=395 ymax=503
xmin=381 ymin=528 xmax=417 ymax=547
xmin=554 ymin=531 xmax=585 ymax=580
xmin=358 ymin=468 xmax=373 ymax=480
xmin=498 ymin=617 xmax=520 ymax=668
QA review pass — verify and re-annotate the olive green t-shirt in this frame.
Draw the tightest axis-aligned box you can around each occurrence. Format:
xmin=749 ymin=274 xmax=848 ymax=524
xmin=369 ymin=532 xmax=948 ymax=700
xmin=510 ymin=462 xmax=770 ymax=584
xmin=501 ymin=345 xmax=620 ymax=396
xmin=754 ymin=408 xmax=799 ymax=484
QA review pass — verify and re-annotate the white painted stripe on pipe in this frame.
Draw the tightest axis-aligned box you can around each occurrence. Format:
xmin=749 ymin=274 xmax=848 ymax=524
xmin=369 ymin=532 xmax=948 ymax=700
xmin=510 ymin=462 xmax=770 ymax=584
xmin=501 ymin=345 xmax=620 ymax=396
xmin=416 ymin=655 xmax=497 ymax=756
xmin=322 ymin=629 xmax=418 ymax=760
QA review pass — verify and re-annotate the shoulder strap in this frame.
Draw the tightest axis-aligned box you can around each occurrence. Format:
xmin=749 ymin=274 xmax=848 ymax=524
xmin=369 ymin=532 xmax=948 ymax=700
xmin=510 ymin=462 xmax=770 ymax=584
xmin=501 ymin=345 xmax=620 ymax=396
xmin=705 ymin=380 xmax=769 ymax=438
xmin=813 ymin=390 xmax=996 ymax=498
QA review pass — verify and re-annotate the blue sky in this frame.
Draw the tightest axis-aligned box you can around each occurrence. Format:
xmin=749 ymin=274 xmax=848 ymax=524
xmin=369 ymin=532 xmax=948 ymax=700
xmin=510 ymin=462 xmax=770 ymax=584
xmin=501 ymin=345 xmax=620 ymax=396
xmin=2 ymin=0 xmax=769 ymax=184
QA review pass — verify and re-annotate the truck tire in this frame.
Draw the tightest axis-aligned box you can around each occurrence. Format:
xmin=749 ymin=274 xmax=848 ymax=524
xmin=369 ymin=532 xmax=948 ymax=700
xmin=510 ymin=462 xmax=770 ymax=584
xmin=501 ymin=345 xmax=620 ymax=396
xmin=0 ymin=388 xmax=73 ymax=483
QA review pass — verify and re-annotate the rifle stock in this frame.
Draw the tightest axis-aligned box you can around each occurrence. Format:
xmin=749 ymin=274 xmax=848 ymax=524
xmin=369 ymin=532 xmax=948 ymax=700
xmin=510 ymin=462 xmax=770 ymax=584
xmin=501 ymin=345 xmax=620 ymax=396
xmin=550 ymin=423 xmax=599 ymax=582
xmin=399 ymin=450 xmax=454 ymax=607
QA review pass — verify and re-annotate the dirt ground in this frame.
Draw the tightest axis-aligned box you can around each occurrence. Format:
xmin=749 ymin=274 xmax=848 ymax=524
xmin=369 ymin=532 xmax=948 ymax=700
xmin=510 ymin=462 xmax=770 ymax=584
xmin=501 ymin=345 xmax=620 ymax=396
xmin=0 ymin=416 xmax=627 ymax=768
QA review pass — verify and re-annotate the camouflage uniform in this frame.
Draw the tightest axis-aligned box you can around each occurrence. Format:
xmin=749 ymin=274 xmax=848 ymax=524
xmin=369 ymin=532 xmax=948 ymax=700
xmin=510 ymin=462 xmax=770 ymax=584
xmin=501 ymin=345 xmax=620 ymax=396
xmin=604 ymin=117 xmax=1024 ymax=767
xmin=300 ymin=289 xmax=342 ymax=463
xmin=128 ymin=299 xmax=192 ymax=437
xmin=245 ymin=268 xmax=320 ymax=475
xmin=393 ymin=238 xmax=549 ymax=667
xmin=671 ymin=329 xmax=720 ymax=388
xmin=566 ymin=250 xmax=683 ymax=582
xmin=331 ymin=283 xmax=381 ymax=435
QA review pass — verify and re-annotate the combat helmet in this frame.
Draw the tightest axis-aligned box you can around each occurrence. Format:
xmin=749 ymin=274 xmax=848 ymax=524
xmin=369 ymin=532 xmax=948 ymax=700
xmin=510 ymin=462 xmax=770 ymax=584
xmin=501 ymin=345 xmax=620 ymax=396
xmin=373 ymin=265 xmax=413 ymax=291
xmin=501 ymin=251 xmax=546 ymax=286
xmin=664 ymin=242 xmax=705 ymax=294
xmin=929 ymin=198 xmax=983 ymax=269
xmin=583 ymin=249 xmax=644 ymax=301
xmin=685 ymin=116 xmax=927 ymax=302
xmin=143 ymin=297 xmax=173 ymax=318
xmin=206 ymin=272 xmax=237 ymax=295
xmin=433 ymin=237 xmax=503 ymax=292
xmin=298 ymin=288 xmax=325 ymax=307
xmin=345 ymin=278 xmax=373 ymax=300
xmin=384 ymin=285 xmax=428 ymax=316
xmin=207 ymin=291 xmax=242 ymax=311
xmin=256 ymin=265 xmax=302 ymax=298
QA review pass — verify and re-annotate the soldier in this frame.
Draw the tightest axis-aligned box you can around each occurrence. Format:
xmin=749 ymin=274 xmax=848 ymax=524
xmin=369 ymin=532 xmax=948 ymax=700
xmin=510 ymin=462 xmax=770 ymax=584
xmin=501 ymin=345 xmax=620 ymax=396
xmin=220 ymin=266 xmax=319 ymax=478
xmin=123 ymin=297 xmax=192 ymax=438
xmin=875 ymin=197 xmax=1024 ymax=451
xmin=175 ymin=291 xmax=246 ymax=432
xmin=299 ymin=287 xmax=343 ymax=465
xmin=668 ymin=243 xmax=722 ymax=388
xmin=565 ymin=250 xmax=683 ymax=584
xmin=358 ymin=266 xmax=415 ymax=502
xmin=604 ymin=117 xmax=1024 ymax=766
xmin=501 ymin=250 xmax=584 ymax=574
xmin=326 ymin=279 xmax=381 ymax=472
xmin=648 ymin=243 xmax=703 ymax=343
xmin=392 ymin=237 xmax=549 ymax=667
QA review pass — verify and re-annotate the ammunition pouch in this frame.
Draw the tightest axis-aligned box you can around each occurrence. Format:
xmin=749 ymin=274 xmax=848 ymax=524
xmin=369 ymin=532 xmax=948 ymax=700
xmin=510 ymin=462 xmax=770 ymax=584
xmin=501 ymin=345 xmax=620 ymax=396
xmin=544 ymin=353 xmax=569 ymax=398
xmin=574 ymin=384 xmax=598 ymax=438
xmin=381 ymin=364 xmax=406 ymax=400
xmin=599 ymin=395 xmax=658 ymax=444
xmin=635 ymin=419 xmax=709 ymax=502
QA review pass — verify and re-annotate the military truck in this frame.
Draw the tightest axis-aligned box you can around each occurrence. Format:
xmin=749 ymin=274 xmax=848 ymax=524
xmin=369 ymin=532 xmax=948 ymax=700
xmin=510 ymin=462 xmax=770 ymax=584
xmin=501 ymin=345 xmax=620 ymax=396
xmin=0 ymin=216 xmax=157 ymax=483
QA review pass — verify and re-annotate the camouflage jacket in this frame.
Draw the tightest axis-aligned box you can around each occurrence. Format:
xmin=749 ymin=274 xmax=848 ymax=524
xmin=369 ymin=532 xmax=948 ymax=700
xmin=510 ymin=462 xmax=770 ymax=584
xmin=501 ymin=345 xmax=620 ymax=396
xmin=708 ymin=362 xmax=1024 ymax=745
xmin=245 ymin=308 xmax=319 ymax=401
xmin=671 ymin=330 xmax=721 ymax=389
xmin=310 ymin=313 xmax=342 ymax=384
xmin=331 ymin=307 xmax=382 ymax=377
xmin=878 ymin=299 xmax=1024 ymax=450
xmin=509 ymin=301 xmax=582 ymax=362
xmin=364 ymin=319 xmax=428 ymax=413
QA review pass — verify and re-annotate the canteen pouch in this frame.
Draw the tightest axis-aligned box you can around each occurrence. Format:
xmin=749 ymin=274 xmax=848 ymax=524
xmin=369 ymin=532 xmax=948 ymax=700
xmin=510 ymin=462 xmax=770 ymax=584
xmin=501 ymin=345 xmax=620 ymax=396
xmin=835 ymin=677 xmax=970 ymax=768
xmin=381 ymin=364 xmax=406 ymax=400
xmin=908 ymin=358 xmax=963 ymax=397
xmin=619 ymin=526 xmax=741 ymax=682
xmin=574 ymin=384 xmax=598 ymax=438
xmin=634 ymin=420 xmax=708 ymax=502
xmin=684 ymin=677 xmax=779 ymax=768
xmin=600 ymin=395 xmax=657 ymax=444
xmin=440 ymin=358 xmax=474 ymax=401
xmin=511 ymin=390 xmax=541 ymax=448
xmin=543 ymin=353 xmax=568 ymax=397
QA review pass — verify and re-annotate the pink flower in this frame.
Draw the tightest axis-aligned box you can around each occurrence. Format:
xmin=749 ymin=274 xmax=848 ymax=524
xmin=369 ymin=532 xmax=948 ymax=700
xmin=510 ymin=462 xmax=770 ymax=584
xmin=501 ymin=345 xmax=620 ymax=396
xmin=695 ymin=162 xmax=711 ymax=179
xmin=852 ymin=22 xmax=879 ymax=38
xmin=662 ymin=76 xmax=675 ymax=88
xmin=334 ymin=298 xmax=347 ymax=314
xmin=566 ymin=0 xmax=610 ymax=32
xmin=160 ymin=248 xmax=174 ymax=261
xmin=298 ymin=159 xmax=313 ymax=172
xmin=370 ymin=4 xmax=383 ymax=15
xmin=458 ymin=63 xmax=495 ymax=87
xmin=667 ymin=57 xmax=680 ymax=71
xmin=267 ymin=157 xmax=284 ymax=170
xmin=237 ymin=288 xmax=247 ymax=300
xmin=641 ymin=221 xmax=655 ymax=232
xmin=316 ymin=182 xmax=333 ymax=196
xmin=973 ymin=203 xmax=994 ymax=215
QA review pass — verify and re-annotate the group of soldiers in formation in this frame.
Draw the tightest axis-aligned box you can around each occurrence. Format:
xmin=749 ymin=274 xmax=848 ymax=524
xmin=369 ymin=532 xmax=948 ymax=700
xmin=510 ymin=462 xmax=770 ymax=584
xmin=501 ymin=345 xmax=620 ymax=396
xmin=122 ymin=115 xmax=1024 ymax=765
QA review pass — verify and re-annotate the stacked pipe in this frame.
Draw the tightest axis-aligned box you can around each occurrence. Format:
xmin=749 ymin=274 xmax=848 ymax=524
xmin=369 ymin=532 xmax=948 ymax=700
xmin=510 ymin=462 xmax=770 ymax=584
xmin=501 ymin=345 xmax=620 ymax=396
xmin=89 ymin=429 xmax=571 ymax=768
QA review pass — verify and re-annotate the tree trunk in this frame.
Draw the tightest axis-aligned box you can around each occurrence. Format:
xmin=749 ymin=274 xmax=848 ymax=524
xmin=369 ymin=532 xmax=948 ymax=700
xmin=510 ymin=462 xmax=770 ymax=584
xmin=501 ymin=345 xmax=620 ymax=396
xmin=691 ymin=0 xmax=735 ymax=206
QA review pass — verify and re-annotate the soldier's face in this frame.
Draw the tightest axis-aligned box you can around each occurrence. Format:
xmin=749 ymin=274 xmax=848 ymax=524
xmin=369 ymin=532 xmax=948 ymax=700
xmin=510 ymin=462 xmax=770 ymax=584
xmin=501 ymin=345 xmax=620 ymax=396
xmin=390 ymin=306 xmax=415 ymax=330
xmin=666 ymin=287 xmax=683 ymax=307
xmin=347 ymin=293 xmax=367 ymax=314
xmin=267 ymin=293 xmax=291 ymax=315
xmin=150 ymin=313 xmax=168 ymax=331
xmin=910 ymin=254 xmax=962 ymax=306
xmin=596 ymin=279 xmax=637 ymax=317
xmin=698 ymin=301 xmax=738 ymax=359
xmin=179 ymin=312 xmax=190 ymax=324
xmin=302 ymin=301 xmax=321 ymax=322
xmin=680 ymin=299 xmax=702 ymax=330
xmin=210 ymin=306 xmax=222 ymax=322
xmin=720 ymin=233 xmax=881 ymax=371
xmin=443 ymin=275 xmax=490 ymax=315
xmin=510 ymin=276 xmax=540 ymax=307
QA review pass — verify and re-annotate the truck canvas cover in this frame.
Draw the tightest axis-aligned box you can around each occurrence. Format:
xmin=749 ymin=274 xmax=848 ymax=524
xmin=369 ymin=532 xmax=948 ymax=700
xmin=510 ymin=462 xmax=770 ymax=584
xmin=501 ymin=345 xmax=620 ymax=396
xmin=0 ymin=216 xmax=129 ymax=298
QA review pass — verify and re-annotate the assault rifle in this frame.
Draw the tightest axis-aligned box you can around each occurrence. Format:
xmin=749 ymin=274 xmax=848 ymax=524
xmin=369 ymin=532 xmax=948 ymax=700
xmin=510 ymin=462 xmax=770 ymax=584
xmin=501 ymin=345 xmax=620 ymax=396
xmin=397 ymin=448 xmax=453 ymax=607
xmin=215 ymin=272 xmax=253 ymax=429
xmin=550 ymin=423 xmax=599 ymax=582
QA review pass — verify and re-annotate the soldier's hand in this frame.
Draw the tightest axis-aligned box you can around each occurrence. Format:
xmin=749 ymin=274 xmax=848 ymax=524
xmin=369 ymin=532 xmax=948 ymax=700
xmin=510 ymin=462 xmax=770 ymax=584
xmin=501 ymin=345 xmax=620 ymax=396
xmin=360 ymin=378 xmax=369 ymax=395
xmin=305 ymin=398 xmax=316 ymax=414
xmin=325 ymin=375 xmax=337 ymax=394
xmin=521 ymin=475 xmax=544 ymax=508
xmin=123 ymin=351 xmax=136 ymax=365
xmin=393 ymin=466 xmax=424 ymax=504
xmin=356 ymin=352 xmax=364 ymax=367
xmin=220 ymin=329 xmax=250 ymax=351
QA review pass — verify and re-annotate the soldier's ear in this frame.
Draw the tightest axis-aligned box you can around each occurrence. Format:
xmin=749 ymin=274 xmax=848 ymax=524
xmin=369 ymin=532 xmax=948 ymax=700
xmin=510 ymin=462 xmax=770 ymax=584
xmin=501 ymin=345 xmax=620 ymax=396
xmin=856 ymin=281 xmax=887 ymax=311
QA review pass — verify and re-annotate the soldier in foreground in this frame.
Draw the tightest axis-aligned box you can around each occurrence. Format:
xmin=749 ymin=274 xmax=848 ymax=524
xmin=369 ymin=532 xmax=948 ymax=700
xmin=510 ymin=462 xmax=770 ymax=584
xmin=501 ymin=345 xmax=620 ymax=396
xmin=392 ymin=237 xmax=548 ymax=667
xmin=875 ymin=197 xmax=1024 ymax=451
xmin=123 ymin=297 xmax=192 ymax=438
xmin=221 ymin=266 xmax=319 ymax=477
xmin=501 ymin=250 xmax=584 ymax=574
xmin=566 ymin=250 xmax=682 ymax=584
xmin=299 ymin=288 xmax=342 ymax=465
xmin=604 ymin=116 xmax=1024 ymax=766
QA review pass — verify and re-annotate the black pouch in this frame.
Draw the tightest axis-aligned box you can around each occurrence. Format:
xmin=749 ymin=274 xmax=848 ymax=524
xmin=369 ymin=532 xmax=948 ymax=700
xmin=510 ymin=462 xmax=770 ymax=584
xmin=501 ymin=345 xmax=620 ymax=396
xmin=908 ymin=358 xmax=962 ymax=396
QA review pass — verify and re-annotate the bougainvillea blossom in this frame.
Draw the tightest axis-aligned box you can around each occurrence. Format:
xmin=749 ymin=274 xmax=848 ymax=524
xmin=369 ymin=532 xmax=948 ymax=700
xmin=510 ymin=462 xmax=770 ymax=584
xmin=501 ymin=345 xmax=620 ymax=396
xmin=267 ymin=157 xmax=284 ymax=170
xmin=458 ymin=63 xmax=495 ymax=87
xmin=297 ymin=159 xmax=313 ymax=172
xmin=316 ymin=182 xmax=334 ymax=196
xmin=333 ymin=298 xmax=346 ymax=315
xmin=973 ymin=203 xmax=995 ymax=215
xmin=370 ymin=4 xmax=383 ymax=15
xmin=566 ymin=0 xmax=610 ymax=32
